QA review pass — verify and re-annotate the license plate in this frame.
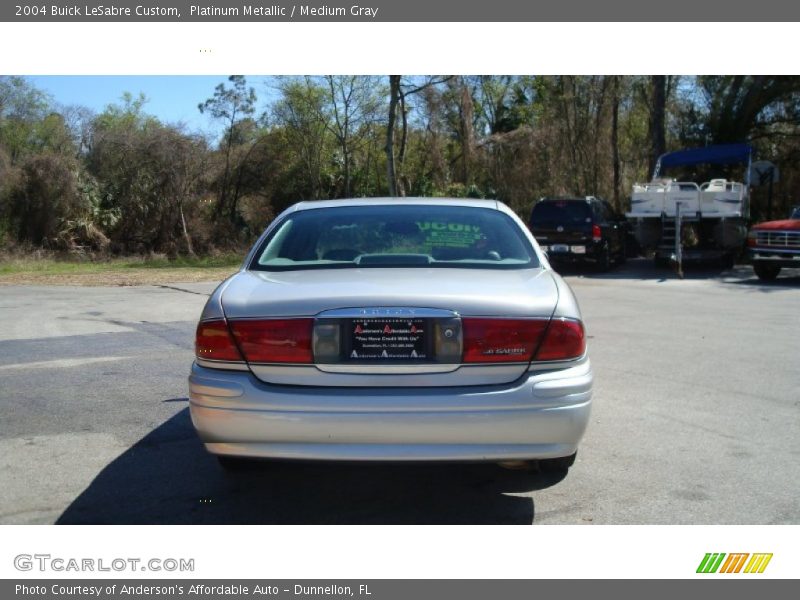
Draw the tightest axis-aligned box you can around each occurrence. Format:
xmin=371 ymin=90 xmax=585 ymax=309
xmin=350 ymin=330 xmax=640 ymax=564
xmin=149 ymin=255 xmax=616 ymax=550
xmin=348 ymin=318 xmax=428 ymax=361
xmin=551 ymin=244 xmax=569 ymax=253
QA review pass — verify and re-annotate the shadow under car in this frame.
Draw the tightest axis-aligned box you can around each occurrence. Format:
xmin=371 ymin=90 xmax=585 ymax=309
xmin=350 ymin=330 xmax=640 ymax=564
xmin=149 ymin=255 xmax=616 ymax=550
xmin=57 ymin=408 xmax=568 ymax=525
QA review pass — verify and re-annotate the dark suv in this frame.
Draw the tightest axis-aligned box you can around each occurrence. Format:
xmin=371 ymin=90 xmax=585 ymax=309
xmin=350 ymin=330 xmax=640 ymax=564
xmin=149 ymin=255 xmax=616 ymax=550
xmin=528 ymin=196 xmax=627 ymax=270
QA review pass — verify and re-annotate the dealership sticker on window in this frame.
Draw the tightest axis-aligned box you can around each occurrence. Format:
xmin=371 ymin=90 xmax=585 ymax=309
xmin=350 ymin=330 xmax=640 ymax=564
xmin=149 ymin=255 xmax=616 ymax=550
xmin=417 ymin=221 xmax=484 ymax=248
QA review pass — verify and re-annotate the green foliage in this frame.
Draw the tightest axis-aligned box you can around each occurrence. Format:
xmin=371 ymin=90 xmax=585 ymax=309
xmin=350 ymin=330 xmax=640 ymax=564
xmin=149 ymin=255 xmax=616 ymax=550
xmin=198 ymin=75 xmax=256 ymax=124
xmin=0 ymin=76 xmax=76 ymax=163
xmin=198 ymin=76 xmax=260 ymax=228
xmin=4 ymin=75 xmax=800 ymax=257
xmin=4 ymin=153 xmax=87 ymax=247
xmin=696 ymin=76 xmax=800 ymax=143
xmin=270 ymin=77 xmax=337 ymax=201
xmin=434 ymin=183 xmax=486 ymax=199
xmin=87 ymin=95 xmax=210 ymax=253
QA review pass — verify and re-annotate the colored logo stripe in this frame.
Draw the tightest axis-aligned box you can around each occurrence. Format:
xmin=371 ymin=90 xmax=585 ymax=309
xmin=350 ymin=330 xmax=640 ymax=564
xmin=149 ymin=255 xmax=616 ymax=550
xmin=744 ymin=553 xmax=773 ymax=574
xmin=697 ymin=553 xmax=726 ymax=573
xmin=719 ymin=553 xmax=749 ymax=573
xmin=697 ymin=553 xmax=773 ymax=574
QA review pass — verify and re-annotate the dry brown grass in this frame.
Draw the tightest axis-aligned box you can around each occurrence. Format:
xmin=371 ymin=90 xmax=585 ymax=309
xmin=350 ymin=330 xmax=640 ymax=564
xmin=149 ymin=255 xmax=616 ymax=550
xmin=0 ymin=254 xmax=241 ymax=286
xmin=0 ymin=267 xmax=237 ymax=286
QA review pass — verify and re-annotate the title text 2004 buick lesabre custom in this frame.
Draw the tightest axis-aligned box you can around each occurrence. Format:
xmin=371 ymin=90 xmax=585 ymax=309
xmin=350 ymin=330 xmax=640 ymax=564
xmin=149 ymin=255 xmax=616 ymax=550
xmin=189 ymin=198 xmax=593 ymax=472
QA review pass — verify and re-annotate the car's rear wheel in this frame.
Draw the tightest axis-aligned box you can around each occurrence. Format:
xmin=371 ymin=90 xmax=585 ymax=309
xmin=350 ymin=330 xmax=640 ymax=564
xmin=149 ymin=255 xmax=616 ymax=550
xmin=753 ymin=263 xmax=781 ymax=281
xmin=721 ymin=253 xmax=736 ymax=270
xmin=538 ymin=452 xmax=577 ymax=473
xmin=595 ymin=244 xmax=611 ymax=272
xmin=616 ymin=240 xmax=627 ymax=265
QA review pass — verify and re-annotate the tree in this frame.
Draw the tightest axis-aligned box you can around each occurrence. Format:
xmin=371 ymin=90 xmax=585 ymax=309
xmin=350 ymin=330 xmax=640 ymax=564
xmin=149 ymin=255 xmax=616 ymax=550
xmin=472 ymin=75 xmax=534 ymax=135
xmin=385 ymin=75 xmax=452 ymax=196
xmin=322 ymin=75 xmax=383 ymax=198
xmin=155 ymin=129 xmax=210 ymax=256
xmin=0 ymin=76 xmax=55 ymax=162
xmin=698 ymin=76 xmax=800 ymax=144
xmin=88 ymin=95 xmax=209 ymax=253
xmin=6 ymin=74 xmax=800 ymax=256
xmin=386 ymin=76 xmax=402 ymax=196
xmin=6 ymin=153 xmax=90 ymax=247
xmin=0 ymin=78 xmax=106 ymax=251
xmin=611 ymin=76 xmax=621 ymax=207
xmin=272 ymin=77 xmax=334 ymax=200
xmin=457 ymin=79 xmax=476 ymax=186
xmin=199 ymin=75 xmax=257 ymax=224
xmin=649 ymin=75 xmax=667 ymax=176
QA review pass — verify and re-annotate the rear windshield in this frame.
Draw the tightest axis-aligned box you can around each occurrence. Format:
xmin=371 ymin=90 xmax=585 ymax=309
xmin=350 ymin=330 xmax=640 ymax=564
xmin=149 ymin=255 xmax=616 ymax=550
xmin=250 ymin=204 xmax=538 ymax=271
xmin=530 ymin=200 xmax=592 ymax=226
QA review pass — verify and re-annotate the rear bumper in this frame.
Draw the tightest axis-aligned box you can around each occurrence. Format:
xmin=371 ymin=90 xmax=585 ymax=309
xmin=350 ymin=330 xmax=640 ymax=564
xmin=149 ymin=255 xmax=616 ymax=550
xmin=188 ymin=359 xmax=592 ymax=462
xmin=542 ymin=242 xmax=604 ymax=263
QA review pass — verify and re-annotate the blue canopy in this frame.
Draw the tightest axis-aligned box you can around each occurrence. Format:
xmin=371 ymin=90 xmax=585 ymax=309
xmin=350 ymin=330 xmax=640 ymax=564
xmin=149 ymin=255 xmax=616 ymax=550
xmin=657 ymin=143 xmax=752 ymax=171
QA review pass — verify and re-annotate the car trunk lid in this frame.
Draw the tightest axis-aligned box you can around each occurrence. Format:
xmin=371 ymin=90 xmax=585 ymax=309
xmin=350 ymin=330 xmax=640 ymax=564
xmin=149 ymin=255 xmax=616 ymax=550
xmin=220 ymin=268 xmax=559 ymax=387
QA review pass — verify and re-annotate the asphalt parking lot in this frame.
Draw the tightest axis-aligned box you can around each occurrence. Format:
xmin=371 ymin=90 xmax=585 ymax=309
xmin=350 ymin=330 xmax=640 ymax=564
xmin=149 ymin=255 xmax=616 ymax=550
xmin=0 ymin=260 xmax=798 ymax=525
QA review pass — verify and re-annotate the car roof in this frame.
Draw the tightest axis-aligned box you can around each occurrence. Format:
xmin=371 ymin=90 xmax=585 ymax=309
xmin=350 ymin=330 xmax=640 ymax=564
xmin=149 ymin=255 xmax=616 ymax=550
xmin=537 ymin=196 xmax=597 ymax=203
xmin=290 ymin=197 xmax=500 ymax=212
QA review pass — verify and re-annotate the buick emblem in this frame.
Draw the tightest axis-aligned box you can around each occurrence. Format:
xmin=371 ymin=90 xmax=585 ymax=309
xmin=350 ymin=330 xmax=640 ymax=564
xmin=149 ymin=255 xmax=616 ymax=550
xmin=444 ymin=329 xmax=454 ymax=338
xmin=557 ymin=226 xmax=564 ymax=232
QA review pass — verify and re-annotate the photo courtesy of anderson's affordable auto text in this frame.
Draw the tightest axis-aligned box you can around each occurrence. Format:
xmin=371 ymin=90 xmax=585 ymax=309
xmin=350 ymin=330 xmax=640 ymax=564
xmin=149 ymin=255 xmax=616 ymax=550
xmin=0 ymin=0 xmax=798 ymax=593
xmin=15 ymin=583 xmax=373 ymax=596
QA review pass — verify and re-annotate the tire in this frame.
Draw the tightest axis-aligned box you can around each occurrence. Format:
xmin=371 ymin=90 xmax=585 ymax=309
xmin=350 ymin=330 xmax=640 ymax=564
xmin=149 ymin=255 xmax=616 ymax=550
xmin=497 ymin=460 xmax=537 ymax=471
xmin=595 ymin=244 xmax=611 ymax=272
xmin=653 ymin=254 xmax=669 ymax=268
xmin=753 ymin=263 xmax=781 ymax=281
xmin=721 ymin=253 xmax=736 ymax=270
xmin=626 ymin=235 xmax=640 ymax=258
xmin=539 ymin=452 xmax=577 ymax=473
xmin=617 ymin=240 xmax=627 ymax=265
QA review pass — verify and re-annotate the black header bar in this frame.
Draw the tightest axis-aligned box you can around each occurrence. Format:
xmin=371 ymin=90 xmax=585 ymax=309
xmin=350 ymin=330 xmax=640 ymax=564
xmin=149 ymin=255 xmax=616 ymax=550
xmin=4 ymin=0 xmax=800 ymax=22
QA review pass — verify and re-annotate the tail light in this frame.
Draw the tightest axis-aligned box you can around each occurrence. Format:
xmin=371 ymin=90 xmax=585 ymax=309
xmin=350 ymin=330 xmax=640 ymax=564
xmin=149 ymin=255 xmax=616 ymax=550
xmin=534 ymin=318 xmax=586 ymax=361
xmin=198 ymin=315 xmax=585 ymax=368
xmin=462 ymin=318 xmax=548 ymax=363
xmin=195 ymin=320 xmax=244 ymax=363
xmin=229 ymin=318 xmax=313 ymax=364
xmin=592 ymin=224 xmax=602 ymax=242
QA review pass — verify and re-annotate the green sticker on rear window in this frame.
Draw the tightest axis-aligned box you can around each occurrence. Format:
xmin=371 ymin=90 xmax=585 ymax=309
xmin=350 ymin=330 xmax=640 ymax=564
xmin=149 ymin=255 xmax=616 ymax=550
xmin=417 ymin=221 xmax=483 ymax=248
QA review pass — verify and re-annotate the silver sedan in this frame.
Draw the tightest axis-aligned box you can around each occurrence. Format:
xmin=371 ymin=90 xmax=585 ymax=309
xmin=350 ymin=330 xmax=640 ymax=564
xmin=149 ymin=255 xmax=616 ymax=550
xmin=189 ymin=198 xmax=592 ymax=472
